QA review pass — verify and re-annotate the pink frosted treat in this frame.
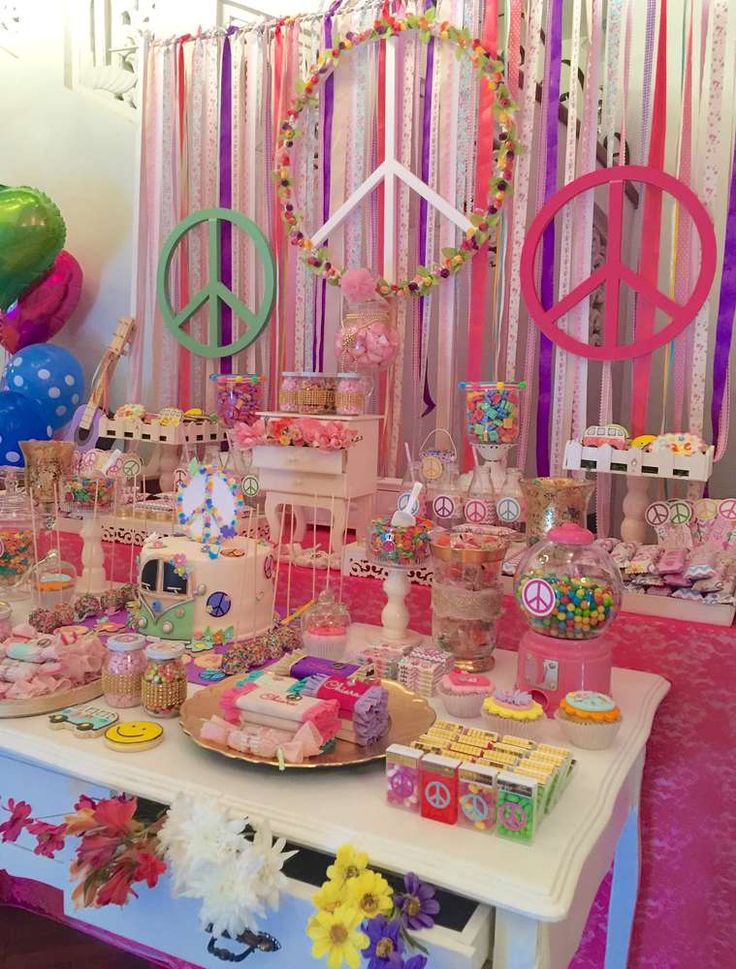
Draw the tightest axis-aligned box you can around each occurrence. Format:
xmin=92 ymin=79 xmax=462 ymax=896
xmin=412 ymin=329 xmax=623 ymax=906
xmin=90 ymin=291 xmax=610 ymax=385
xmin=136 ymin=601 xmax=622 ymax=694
xmin=439 ymin=670 xmax=494 ymax=718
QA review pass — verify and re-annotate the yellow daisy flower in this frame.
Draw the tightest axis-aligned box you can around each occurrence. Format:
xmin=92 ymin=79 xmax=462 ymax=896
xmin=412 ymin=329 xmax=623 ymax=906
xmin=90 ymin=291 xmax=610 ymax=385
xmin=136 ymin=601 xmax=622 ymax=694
xmin=313 ymin=878 xmax=345 ymax=914
xmin=326 ymin=844 xmax=369 ymax=886
xmin=307 ymin=904 xmax=367 ymax=969
xmin=345 ymin=869 xmax=394 ymax=920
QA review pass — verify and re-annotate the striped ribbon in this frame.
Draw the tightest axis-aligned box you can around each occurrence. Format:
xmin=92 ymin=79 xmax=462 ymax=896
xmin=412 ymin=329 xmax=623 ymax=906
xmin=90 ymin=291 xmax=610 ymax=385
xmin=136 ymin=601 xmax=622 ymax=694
xmin=218 ymin=28 xmax=236 ymax=377
xmin=176 ymin=36 xmax=191 ymax=406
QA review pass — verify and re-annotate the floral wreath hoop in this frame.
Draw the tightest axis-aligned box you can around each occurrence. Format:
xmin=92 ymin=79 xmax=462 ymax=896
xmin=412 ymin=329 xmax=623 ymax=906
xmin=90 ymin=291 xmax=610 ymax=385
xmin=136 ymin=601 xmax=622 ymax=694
xmin=275 ymin=10 xmax=521 ymax=299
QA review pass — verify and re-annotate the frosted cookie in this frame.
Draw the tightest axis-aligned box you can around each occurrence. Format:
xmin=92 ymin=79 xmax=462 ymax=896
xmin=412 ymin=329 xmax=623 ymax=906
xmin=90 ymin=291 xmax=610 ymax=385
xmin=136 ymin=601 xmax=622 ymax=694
xmin=104 ymin=720 xmax=164 ymax=752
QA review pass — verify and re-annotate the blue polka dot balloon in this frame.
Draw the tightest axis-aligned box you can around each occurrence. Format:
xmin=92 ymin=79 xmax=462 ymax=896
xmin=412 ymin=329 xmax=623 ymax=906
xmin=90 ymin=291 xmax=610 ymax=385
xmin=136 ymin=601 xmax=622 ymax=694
xmin=2 ymin=343 xmax=85 ymax=430
xmin=0 ymin=391 xmax=52 ymax=467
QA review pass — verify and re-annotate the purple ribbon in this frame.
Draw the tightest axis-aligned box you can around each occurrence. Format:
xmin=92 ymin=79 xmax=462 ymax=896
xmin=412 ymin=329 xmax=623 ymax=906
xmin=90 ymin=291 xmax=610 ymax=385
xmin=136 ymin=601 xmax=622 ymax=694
xmin=418 ymin=2 xmax=436 ymax=416
xmin=535 ymin=0 xmax=563 ymax=476
xmin=218 ymin=27 xmax=237 ymax=375
xmin=710 ymin=135 xmax=736 ymax=450
xmin=315 ymin=2 xmax=343 ymax=371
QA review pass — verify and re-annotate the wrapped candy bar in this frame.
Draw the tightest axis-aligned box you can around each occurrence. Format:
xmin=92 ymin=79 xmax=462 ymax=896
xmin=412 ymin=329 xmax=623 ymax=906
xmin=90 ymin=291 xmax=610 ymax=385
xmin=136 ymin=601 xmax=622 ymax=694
xmin=219 ymin=681 xmax=340 ymax=741
xmin=624 ymin=545 xmax=662 ymax=575
xmin=610 ymin=542 xmax=637 ymax=568
xmin=657 ymin=548 xmax=688 ymax=574
xmin=685 ymin=547 xmax=719 ymax=581
xmin=270 ymin=651 xmax=368 ymax=681
xmin=300 ymin=674 xmax=389 ymax=745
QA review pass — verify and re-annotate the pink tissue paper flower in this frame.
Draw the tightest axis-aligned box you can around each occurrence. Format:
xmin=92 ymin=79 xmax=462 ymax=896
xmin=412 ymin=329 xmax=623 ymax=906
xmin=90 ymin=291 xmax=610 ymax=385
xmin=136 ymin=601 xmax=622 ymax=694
xmin=232 ymin=418 xmax=267 ymax=450
xmin=340 ymin=267 xmax=380 ymax=304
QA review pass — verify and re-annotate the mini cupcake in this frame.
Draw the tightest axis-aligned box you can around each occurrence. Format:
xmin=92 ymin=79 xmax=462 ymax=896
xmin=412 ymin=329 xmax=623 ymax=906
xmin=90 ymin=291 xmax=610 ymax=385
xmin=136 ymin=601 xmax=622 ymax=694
xmin=482 ymin=688 xmax=545 ymax=739
xmin=555 ymin=691 xmax=621 ymax=749
xmin=439 ymin=670 xmax=494 ymax=718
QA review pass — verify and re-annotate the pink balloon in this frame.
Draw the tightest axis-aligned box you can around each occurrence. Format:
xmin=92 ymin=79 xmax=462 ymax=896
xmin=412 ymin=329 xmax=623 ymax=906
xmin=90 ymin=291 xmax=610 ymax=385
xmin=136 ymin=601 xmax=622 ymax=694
xmin=0 ymin=249 xmax=82 ymax=354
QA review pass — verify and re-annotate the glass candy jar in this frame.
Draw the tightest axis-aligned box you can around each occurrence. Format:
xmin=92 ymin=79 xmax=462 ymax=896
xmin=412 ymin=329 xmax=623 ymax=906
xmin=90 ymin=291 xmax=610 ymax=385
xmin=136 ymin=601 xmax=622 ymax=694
xmin=520 ymin=476 xmax=594 ymax=544
xmin=298 ymin=373 xmax=337 ymax=414
xmin=213 ymin=374 xmax=264 ymax=427
xmin=0 ymin=481 xmax=36 ymax=598
xmin=279 ymin=372 xmax=301 ymax=413
xmin=430 ymin=526 xmax=509 ymax=672
xmin=102 ymin=632 xmax=147 ymax=708
xmin=427 ymin=461 xmax=466 ymax=530
xmin=142 ymin=642 xmax=187 ymax=718
xmin=301 ymin=589 xmax=351 ymax=659
xmin=514 ymin=523 xmax=623 ymax=640
xmin=335 ymin=373 xmax=368 ymax=415
xmin=0 ymin=601 xmax=11 ymax=640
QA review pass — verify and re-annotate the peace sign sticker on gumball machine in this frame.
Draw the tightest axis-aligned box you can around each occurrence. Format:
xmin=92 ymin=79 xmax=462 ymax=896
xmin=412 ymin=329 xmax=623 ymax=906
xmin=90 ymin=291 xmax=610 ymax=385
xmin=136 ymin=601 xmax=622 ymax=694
xmin=514 ymin=523 xmax=623 ymax=713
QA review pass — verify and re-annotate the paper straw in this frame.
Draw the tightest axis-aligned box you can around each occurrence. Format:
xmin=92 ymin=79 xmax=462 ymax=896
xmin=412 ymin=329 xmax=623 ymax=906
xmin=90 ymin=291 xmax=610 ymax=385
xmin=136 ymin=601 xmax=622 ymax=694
xmin=404 ymin=442 xmax=415 ymax=480
xmin=338 ymin=497 xmax=351 ymax=604
xmin=53 ymin=483 xmax=63 ymax=605
xmin=325 ymin=494 xmax=336 ymax=592
xmin=270 ymin=501 xmax=287 ymax=625
xmin=249 ymin=507 xmax=258 ymax=638
xmin=128 ymin=474 xmax=138 ymax=584
xmin=28 ymin=484 xmax=40 ymax=606
xmin=88 ymin=480 xmax=100 ymax=594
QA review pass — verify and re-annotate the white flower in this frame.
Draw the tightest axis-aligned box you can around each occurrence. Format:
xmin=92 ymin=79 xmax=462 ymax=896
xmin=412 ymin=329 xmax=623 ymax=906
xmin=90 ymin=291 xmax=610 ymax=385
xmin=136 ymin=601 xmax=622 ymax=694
xmin=159 ymin=795 xmax=247 ymax=891
xmin=196 ymin=850 xmax=266 ymax=937
xmin=251 ymin=821 xmax=298 ymax=910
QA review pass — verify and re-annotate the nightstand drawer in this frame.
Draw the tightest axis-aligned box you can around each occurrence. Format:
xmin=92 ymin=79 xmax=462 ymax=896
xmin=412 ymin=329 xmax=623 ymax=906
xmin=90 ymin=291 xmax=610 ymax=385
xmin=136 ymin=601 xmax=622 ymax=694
xmin=252 ymin=446 xmax=345 ymax=476
xmin=258 ymin=468 xmax=348 ymax=497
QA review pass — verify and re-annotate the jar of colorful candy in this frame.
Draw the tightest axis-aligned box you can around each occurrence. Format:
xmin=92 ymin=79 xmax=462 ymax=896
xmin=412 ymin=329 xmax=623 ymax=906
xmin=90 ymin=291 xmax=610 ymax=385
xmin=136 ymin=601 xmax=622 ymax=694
xmin=213 ymin=374 xmax=264 ymax=427
xmin=430 ymin=526 xmax=510 ymax=671
xmin=279 ymin=372 xmax=301 ymax=413
xmin=298 ymin=373 xmax=337 ymax=414
xmin=64 ymin=475 xmax=117 ymax=511
xmin=335 ymin=373 xmax=368 ymax=415
xmin=514 ymin=523 xmax=623 ymax=639
xmin=142 ymin=642 xmax=188 ymax=717
xmin=102 ymin=632 xmax=147 ymax=708
xmin=460 ymin=380 xmax=525 ymax=448
xmin=520 ymin=476 xmax=594 ymax=544
xmin=0 ymin=481 xmax=36 ymax=598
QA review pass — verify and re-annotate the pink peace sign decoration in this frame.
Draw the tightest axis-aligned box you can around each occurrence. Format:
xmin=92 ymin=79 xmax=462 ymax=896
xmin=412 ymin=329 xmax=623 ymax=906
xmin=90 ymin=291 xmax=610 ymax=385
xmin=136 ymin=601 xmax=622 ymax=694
xmin=520 ymin=166 xmax=717 ymax=361
xmin=520 ymin=578 xmax=556 ymax=618
xmin=718 ymin=499 xmax=736 ymax=522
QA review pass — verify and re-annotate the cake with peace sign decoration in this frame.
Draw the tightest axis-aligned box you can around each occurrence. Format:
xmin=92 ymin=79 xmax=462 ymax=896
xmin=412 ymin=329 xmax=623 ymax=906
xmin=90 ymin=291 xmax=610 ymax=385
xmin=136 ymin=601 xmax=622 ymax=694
xmin=134 ymin=464 xmax=275 ymax=648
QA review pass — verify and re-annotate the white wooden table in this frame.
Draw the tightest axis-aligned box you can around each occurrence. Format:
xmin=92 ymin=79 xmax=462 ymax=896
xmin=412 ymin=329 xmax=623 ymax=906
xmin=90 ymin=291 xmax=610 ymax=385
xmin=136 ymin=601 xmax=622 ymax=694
xmin=0 ymin=626 xmax=668 ymax=968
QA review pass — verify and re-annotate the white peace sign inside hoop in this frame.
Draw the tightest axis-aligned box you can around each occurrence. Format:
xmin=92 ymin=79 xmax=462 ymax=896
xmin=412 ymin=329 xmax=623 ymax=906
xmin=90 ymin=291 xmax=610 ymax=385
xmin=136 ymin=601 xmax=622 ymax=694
xmin=241 ymin=474 xmax=260 ymax=498
xmin=645 ymin=501 xmax=670 ymax=528
xmin=718 ymin=498 xmax=736 ymax=521
xmin=497 ymin=497 xmax=521 ymax=523
xmin=669 ymin=500 xmax=693 ymax=526
xmin=520 ymin=578 xmax=556 ymax=618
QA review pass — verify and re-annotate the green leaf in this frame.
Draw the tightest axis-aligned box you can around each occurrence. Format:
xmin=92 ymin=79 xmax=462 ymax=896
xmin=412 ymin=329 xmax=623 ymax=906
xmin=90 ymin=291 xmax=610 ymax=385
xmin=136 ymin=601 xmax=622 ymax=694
xmin=188 ymin=458 xmax=200 ymax=476
xmin=416 ymin=265 xmax=432 ymax=277
xmin=441 ymin=247 xmax=457 ymax=258
xmin=419 ymin=29 xmax=431 ymax=43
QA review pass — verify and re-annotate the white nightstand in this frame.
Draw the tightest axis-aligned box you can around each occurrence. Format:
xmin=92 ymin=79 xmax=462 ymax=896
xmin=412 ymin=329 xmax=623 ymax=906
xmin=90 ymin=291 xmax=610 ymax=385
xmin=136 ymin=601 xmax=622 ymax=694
xmin=251 ymin=413 xmax=381 ymax=553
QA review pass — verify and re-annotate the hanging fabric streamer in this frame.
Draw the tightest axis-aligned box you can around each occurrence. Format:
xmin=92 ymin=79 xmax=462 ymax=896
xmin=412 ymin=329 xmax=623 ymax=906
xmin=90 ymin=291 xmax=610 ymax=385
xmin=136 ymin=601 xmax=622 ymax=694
xmin=218 ymin=27 xmax=236 ymax=377
xmin=630 ymin=0 xmax=667 ymax=438
xmin=534 ymin=0 xmax=563 ymax=477
xmin=176 ymin=35 xmax=191 ymax=406
xmin=549 ymin=0 xmax=584 ymax=476
xmin=688 ymin=0 xmax=728 ymax=441
xmin=710 ymin=133 xmax=736 ymax=459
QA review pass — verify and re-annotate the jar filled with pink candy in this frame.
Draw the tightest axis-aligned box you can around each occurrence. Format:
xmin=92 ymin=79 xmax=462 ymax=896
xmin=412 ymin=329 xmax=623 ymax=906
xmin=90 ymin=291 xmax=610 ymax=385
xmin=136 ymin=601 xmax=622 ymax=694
xmin=102 ymin=632 xmax=147 ymax=708
xmin=213 ymin=374 xmax=265 ymax=427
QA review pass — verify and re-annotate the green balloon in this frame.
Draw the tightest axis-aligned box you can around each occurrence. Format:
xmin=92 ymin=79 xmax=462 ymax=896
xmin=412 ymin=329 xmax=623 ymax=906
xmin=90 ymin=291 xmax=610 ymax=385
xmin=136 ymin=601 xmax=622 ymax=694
xmin=0 ymin=186 xmax=66 ymax=311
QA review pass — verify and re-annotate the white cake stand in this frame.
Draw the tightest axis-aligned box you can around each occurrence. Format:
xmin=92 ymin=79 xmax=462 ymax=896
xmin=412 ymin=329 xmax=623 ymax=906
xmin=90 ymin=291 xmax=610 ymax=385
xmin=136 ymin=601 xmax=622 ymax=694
xmin=367 ymin=558 xmax=423 ymax=649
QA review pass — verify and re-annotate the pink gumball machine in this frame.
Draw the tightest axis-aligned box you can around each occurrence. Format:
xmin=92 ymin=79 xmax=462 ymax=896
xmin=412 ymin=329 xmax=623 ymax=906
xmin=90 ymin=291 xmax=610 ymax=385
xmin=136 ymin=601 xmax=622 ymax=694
xmin=513 ymin=523 xmax=623 ymax=713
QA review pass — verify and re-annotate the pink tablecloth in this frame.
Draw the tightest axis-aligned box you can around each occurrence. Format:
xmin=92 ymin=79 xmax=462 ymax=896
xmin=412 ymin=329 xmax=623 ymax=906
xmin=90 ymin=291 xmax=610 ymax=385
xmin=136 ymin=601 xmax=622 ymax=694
xmin=35 ymin=534 xmax=736 ymax=967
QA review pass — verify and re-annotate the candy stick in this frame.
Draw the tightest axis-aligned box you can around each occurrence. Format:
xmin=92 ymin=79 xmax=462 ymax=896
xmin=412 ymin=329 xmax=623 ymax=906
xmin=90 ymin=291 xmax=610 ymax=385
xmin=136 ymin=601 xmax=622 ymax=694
xmin=325 ymin=493 xmax=336 ymax=592
xmin=285 ymin=528 xmax=294 ymax=620
xmin=109 ymin=474 xmax=119 ymax=593
xmin=28 ymin=482 xmax=40 ymax=606
xmin=87 ymin=479 xmax=100 ymax=594
xmin=312 ymin=494 xmax=318 ymax=603
xmin=250 ymin=506 xmax=258 ymax=639
xmin=404 ymin=442 xmax=415 ymax=481
xmin=128 ymin=474 xmax=138 ymax=584
xmin=338 ymin=497 xmax=351 ymax=605
xmin=53 ymin=483 xmax=63 ymax=605
xmin=270 ymin=501 xmax=287 ymax=625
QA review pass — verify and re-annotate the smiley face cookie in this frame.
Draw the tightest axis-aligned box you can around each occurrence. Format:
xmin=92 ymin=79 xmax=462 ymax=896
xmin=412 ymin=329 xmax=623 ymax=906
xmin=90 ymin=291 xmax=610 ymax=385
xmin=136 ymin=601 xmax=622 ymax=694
xmin=104 ymin=720 xmax=164 ymax=752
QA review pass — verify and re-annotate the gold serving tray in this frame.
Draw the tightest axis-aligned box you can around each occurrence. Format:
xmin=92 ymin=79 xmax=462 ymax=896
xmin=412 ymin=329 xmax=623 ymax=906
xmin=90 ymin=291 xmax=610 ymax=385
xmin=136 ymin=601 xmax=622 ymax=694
xmin=0 ymin=680 xmax=103 ymax=719
xmin=180 ymin=675 xmax=436 ymax=769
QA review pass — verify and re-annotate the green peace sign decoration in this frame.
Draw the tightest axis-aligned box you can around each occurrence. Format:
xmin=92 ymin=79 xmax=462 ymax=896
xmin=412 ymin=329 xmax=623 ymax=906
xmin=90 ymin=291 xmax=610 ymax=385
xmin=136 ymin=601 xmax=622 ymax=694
xmin=156 ymin=208 xmax=276 ymax=359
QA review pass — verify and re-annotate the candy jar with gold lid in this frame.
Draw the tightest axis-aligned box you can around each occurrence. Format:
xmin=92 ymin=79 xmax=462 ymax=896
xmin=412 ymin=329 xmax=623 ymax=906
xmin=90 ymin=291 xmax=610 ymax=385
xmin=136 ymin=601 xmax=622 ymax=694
xmin=142 ymin=641 xmax=187 ymax=718
xmin=514 ymin=522 xmax=623 ymax=712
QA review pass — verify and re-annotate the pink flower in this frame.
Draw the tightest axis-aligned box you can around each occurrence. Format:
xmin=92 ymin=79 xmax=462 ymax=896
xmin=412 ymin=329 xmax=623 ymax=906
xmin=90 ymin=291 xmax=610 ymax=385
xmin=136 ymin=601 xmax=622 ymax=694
xmin=232 ymin=418 xmax=267 ymax=449
xmin=0 ymin=799 xmax=32 ymax=842
xmin=340 ymin=267 xmax=379 ymax=303
xmin=27 ymin=820 xmax=66 ymax=858
xmin=93 ymin=796 xmax=137 ymax=836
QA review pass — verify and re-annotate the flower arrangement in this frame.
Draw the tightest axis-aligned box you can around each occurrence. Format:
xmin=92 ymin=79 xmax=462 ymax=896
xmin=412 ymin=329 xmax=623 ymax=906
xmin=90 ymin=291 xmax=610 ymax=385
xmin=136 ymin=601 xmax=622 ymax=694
xmin=232 ymin=416 xmax=362 ymax=451
xmin=0 ymin=792 xmax=294 ymax=942
xmin=307 ymin=843 xmax=439 ymax=969
xmin=276 ymin=11 xmax=519 ymax=298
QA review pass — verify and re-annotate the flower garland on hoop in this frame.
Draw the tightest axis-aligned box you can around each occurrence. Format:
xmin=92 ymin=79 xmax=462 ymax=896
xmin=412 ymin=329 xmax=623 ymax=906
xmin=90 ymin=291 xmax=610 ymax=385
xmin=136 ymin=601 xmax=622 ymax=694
xmin=275 ymin=10 xmax=520 ymax=299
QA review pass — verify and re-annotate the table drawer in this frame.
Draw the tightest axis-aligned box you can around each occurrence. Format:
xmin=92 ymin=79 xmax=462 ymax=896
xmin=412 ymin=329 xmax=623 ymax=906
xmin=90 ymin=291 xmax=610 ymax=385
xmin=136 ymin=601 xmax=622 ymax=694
xmin=68 ymin=874 xmax=492 ymax=969
xmin=253 ymin=445 xmax=345 ymax=476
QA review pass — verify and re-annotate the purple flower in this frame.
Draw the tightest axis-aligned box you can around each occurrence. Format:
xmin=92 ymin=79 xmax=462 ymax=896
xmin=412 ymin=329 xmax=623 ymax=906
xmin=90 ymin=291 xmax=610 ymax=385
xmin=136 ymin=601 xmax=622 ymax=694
xmin=363 ymin=916 xmax=404 ymax=968
xmin=395 ymin=873 xmax=440 ymax=931
xmin=402 ymin=957 xmax=428 ymax=969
